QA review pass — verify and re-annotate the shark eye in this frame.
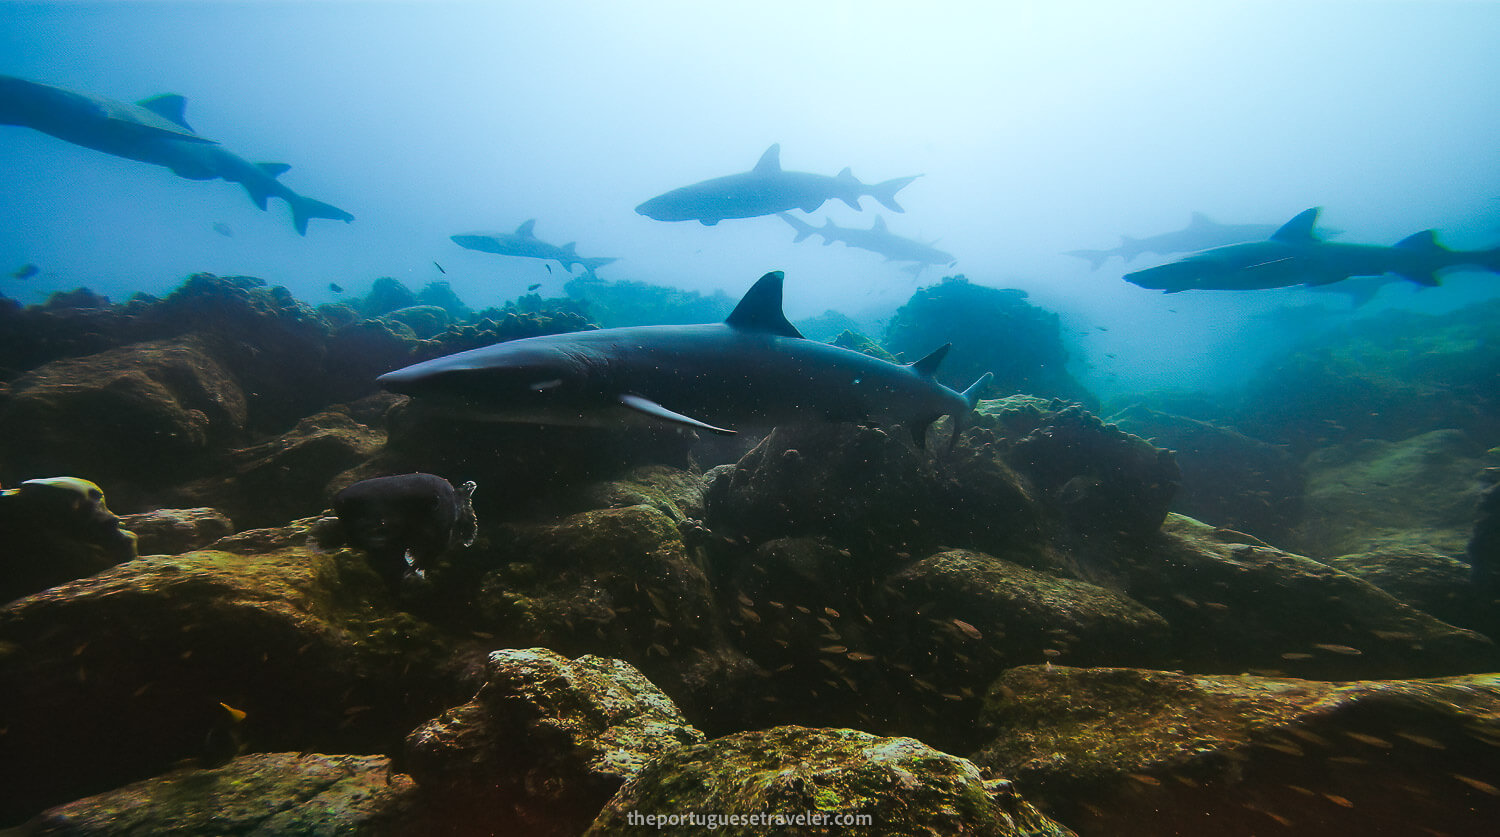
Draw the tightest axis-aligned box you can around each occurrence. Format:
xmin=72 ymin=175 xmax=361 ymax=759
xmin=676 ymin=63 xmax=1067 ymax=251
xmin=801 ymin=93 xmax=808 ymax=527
xmin=529 ymin=379 xmax=564 ymax=392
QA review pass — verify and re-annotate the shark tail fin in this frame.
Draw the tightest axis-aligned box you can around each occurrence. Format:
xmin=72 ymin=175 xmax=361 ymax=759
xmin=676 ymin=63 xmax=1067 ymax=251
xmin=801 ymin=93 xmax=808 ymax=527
xmin=578 ymin=256 xmax=617 ymax=276
xmin=777 ymin=212 xmax=817 ymax=243
xmin=946 ymin=371 xmax=994 ymax=449
xmin=1393 ymin=230 xmax=1445 ymax=286
xmin=867 ymin=174 xmax=921 ymax=213
xmin=289 ymin=194 xmax=355 ymax=236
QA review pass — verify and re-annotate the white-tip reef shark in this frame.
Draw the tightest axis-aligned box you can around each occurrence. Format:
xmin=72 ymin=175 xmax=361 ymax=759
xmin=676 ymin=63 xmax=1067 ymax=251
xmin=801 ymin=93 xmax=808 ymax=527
xmin=0 ymin=74 xmax=352 ymax=235
xmin=1124 ymin=207 xmax=1500 ymax=293
xmin=1065 ymin=211 xmax=1341 ymax=270
xmin=377 ymin=270 xmax=992 ymax=447
xmin=778 ymin=213 xmax=956 ymax=275
xmin=635 ymin=144 xmax=920 ymax=226
xmin=450 ymin=220 xmax=617 ymax=277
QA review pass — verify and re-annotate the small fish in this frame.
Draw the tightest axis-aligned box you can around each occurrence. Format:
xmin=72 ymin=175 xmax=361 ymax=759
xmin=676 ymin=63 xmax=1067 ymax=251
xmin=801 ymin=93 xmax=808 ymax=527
xmin=819 ymin=645 xmax=847 ymax=654
xmin=1127 ymin=773 xmax=1162 ymax=787
xmin=544 ymin=263 xmax=552 ymax=274
xmin=846 ymin=652 xmax=876 ymax=662
xmin=329 ymin=283 xmax=344 ymax=293
xmin=434 ymin=261 xmax=446 ymax=274
xmin=1313 ymin=643 xmax=1363 ymax=656
xmin=1394 ymin=731 xmax=1447 ymax=750
xmin=10 ymin=263 xmax=39 ymax=280
xmin=527 ymin=283 xmax=542 ymax=291
xmin=1344 ymin=731 xmax=1393 ymax=748
xmin=823 ymin=607 xmax=841 ymax=618
xmin=211 ymin=221 xmax=233 ymax=237
xmin=951 ymin=619 xmax=983 ymax=640
xmin=1280 ymin=652 xmax=1314 ymax=661
xmin=1450 ymin=773 xmax=1500 ymax=795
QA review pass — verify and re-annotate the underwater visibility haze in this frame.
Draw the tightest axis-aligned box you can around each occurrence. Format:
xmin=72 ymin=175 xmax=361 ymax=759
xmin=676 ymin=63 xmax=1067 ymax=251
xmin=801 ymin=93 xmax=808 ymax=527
xmin=3 ymin=1 xmax=1500 ymax=834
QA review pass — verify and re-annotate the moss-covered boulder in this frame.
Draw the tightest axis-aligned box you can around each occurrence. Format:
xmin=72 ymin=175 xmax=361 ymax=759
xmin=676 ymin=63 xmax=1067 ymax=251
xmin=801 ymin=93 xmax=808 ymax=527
xmin=1324 ymin=546 xmax=1483 ymax=633
xmin=1297 ymin=429 xmax=1491 ymax=558
xmin=974 ymin=666 xmax=1500 ymax=837
xmin=406 ymin=648 xmax=704 ymax=836
xmin=10 ymin=753 xmax=420 ymax=836
xmin=117 ymin=507 xmax=234 ymax=556
xmin=587 ymin=725 xmax=1076 ymax=836
xmin=0 ymin=526 xmax=474 ymax=824
xmin=1123 ymin=515 xmax=1499 ymax=679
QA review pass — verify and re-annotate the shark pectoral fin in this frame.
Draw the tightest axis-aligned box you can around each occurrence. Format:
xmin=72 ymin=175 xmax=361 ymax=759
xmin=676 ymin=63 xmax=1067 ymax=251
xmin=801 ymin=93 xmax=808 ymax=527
xmin=619 ymin=394 xmax=736 ymax=435
xmin=257 ymin=162 xmax=291 ymax=178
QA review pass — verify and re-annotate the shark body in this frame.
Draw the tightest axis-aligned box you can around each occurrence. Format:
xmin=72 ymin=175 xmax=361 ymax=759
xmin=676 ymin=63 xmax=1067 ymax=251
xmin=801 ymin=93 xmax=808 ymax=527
xmin=450 ymin=220 xmax=617 ymax=276
xmin=635 ymin=144 xmax=919 ymax=226
xmin=1065 ymin=211 xmax=1341 ymax=270
xmin=378 ymin=271 xmax=991 ymax=445
xmin=779 ymin=213 xmax=955 ymax=274
xmin=0 ymin=74 xmax=352 ymax=234
xmin=1124 ymin=208 xmax=1500 ymax=293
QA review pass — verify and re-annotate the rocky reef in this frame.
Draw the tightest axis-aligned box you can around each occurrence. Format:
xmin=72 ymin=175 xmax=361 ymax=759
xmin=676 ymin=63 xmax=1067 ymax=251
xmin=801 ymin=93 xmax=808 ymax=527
xmin=2 ymin=274 xmax=1498 ymax=834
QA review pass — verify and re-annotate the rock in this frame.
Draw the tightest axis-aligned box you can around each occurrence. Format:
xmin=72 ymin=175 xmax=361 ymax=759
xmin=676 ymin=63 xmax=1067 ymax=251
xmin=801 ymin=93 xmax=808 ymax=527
xmin=1469 ymin=468 xmax=1500 ymax=620
xmin=12 ymin=753 xmax=420 ymax=836
xmin=1124 ymin=515 xmax=1500 ymax=679
xmin=974 ymin=665 xmax=1500 ymax=837
xmin=1110 ymin=404 xmax=1303 ymax=545
xmin=116 ymin=507 xmax=234 ymax=555
xmin=1297 ymin=429 xmax=1490 ymax=558
xmin=359 ymin=276 xmax=419 ymax=318
xmin=0 ymin=477 xmax=138 ymax=603
xmin=324 ymin=319 xmax=419 ymax=405
xmin=173 ymin=409 xmax=385 ymax=530
xmin=473 ymin=503 xmax=757 ymax=734
xmin=405 ymin=648 xmax=704 ymax=836
xmin=383 ymin=304 xmax=450 ymax=339
xmin=0 ymin=533 xmax=473 ymax=824
xmin=586 ymin=725 xmax=1076 ymax=836
xmin=1324 ymin=546 xmax=1483 ymax=633
xmin=0 ymin=335 xmax=248 ymax=508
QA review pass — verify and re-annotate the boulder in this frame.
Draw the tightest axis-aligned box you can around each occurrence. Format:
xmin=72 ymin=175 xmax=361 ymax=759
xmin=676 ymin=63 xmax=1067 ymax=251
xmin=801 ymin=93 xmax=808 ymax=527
xmin=0 ymin=477 xmax=138 ymax=603
xmin=586 ymin=725 xmax=1076 ymax=836
xmin=974 ymin=665 xmax=1500 ymax=837
xmin=117 ymin=507 xmax=234 ymax=555
xmin=11 ymin=753 xmax=420 ymax=836
xmin=405 ymin=648 xmax=704 ymax=836
xmin=1324 ymin=546 xmax=1483 ymax=633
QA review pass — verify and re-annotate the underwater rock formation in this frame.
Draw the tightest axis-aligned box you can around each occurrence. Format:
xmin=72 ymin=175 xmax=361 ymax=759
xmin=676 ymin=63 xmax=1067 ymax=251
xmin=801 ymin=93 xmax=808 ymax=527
xmin=586 ymin=725 xmax=1076 ymax=836
xmin=1297 ymin=428 xmax=1491 ymax=558
xmin=883 ymin=275 xmax=1095 ymax=407
xmin=0 ymin=519 xmax=476 ymax=823
xmin=974 ymin=665 xmax=1500 ymax=837
xmin=1324 ymin=546 xmax=1484 ymax=633
xmin=406 ymin=648 xmax=705 ymax=837
xmin=1110 ymin=403 xmax=1304 ymax=545
xmin=1125 ymin=515 xmax=1499 ymax=679
xmin=562 ymin=275 xmax=734 ymax=327
xmin=116 ymin=506 xmax=234 ymax=555
xmin=12 ymin=753 xmax=421 ymax=836
xmin=0 ymin=477 xmax=138 ymax=603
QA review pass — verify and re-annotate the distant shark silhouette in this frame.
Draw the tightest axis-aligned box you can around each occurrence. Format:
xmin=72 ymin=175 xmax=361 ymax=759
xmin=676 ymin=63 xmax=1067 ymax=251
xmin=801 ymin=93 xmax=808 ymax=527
xmin=1065 ymin=211 xmax=1341 ymax=269
xmin=1124 ymin=207 xmax=1500 ymax=292
xmin=635 ymin=144 xmax=920 ymax=225
xmin=0 ymin=74 xmax=352 ymax=235
xmin=778 ymin=213 xmax=955 ymax=275
xmin=450 ymin=220 xmax=617 ymax=276
xmin=378 ymin=270 xmax=991 ymax=447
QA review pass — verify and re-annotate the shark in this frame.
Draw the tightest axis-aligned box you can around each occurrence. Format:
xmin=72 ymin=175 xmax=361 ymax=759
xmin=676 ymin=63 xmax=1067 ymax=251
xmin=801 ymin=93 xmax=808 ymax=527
xmin=450 ymin=220 xmax=617 ymax=276
xmin=635 ymin=144 xmax=920 ymax=226
xmin=778 ymin=213 xmax=956 ymax=275
xmin=1123 ymin=207 xmax=1500 ymax=293
xmin=0 ymin=74 xmax=352 ymax=235
xmin=377 ymin=270 xmax=992 ymax=446
xmin=1065 ymin=211 xmax=1341 ymax=270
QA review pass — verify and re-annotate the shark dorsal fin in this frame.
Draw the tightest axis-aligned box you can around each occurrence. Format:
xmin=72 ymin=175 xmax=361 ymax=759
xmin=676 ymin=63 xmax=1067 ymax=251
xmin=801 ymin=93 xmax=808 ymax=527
xmin=1188 ymin=211 xmax=1214 ymax=228
xmin=873 ymin=215 xmax=887 ymax=232
xmin=563 ymin=242 xmax=579 ymax=256
xmin=909 ymin=344 xmax=951 ymax=378
xmin=1270 ymin=208 xmax=1322 ymax=244
xmin=1395 ymin=230 xmax=1442 ymax=252
xmin=137 ymin=94 xmax=193 ymax=130
xmin=836 ymin=167 xmax=858 ymax=183
xmin=257 ymin=163 xmax=291 ymax=178
xmin=725 ymin=271 xmax=803 ymax=338
xmin=752 ymin=144 xmax=781 ymax=175
xmin=516 ymin=219 xmax=538 ymax=238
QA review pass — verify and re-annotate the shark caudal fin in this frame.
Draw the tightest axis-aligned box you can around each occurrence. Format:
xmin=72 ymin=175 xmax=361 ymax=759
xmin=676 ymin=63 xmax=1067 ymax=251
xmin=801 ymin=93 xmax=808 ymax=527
xmin=289 ymin=194 xmax=354 ymax=236
xmin=777 ymin=212 xmax=818 ymax=243
xmin=947 ymin=371 xmax=994 ymax=449
xmin=578 ymin=256 xmax=617 ymax=276
xmin=1392 ymin=229 xmax=1446 ymax=286
xmin=867 ymin=174 xmax=921 ymax=213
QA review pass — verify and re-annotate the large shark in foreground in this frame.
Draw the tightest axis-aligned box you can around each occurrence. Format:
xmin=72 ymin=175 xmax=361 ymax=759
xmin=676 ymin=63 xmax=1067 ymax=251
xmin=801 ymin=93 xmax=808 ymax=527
xmin=451 ymin=220 xmax=617 ymax=276
xmin=779 ymin=213 xmax=956 ymax=275
xmin=1124 ymin=208 xmax=1500 ymax=293
xmin=1065 ymin=211 xmax=1341 ymax=270
xmin=635 ymin=144 xmax=920 ymax=225
xmin=378 ymin=271 xmax=992 ymax=446
xmin=0 ymin=74 xmax=352 ymax=235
